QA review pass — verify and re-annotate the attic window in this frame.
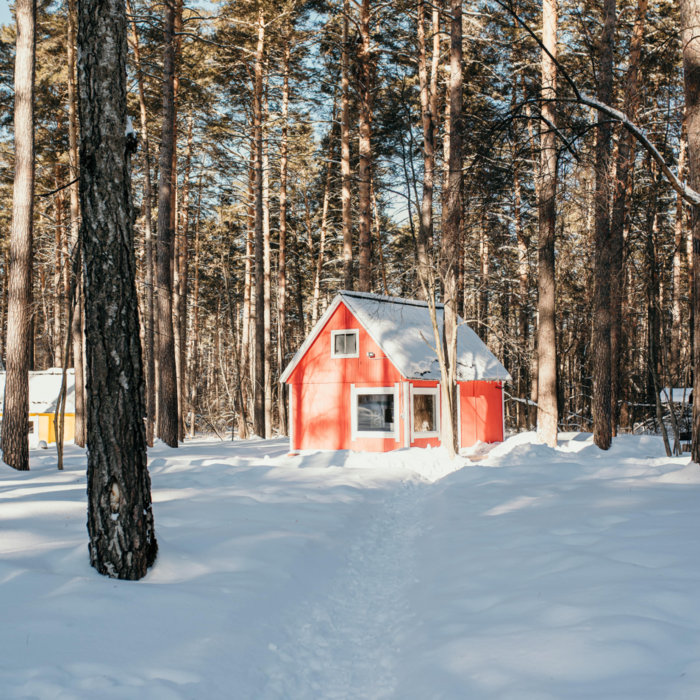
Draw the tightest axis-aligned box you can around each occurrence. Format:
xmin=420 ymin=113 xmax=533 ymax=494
xmin=331 ymin=329 xmax=359 ymax=358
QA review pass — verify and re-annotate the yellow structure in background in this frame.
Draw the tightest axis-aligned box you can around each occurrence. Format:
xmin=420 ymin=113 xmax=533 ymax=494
xmin=0 ymin=369 xmax=75 ymax=447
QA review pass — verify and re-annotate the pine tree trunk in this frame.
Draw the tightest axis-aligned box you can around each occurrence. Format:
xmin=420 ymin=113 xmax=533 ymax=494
xmin=3 ymin=0 xmax=35 ymax=472
xmin=672 ymin=135 xmax=686 ymax=382
xmin=263 ymin=86 xmax=272 ymax=438
xmin=417 ymin=0 xmax=434 ymax=293
xmin=179 ymin=113 xmax=193 ymax=438
xmin=312 ymin=111 xmax=336 ymax=324
xmin=253 ymin=8 xmax=266 ymax=437
xmin=155 ymin=0 xmax=178 ymax=447
xmin=188 ymin=183 xmax=202 ymax=438
xmin=440 ymin=0 xmax=462 ymax=459
xmin=341 ymin=3 xmax=353 ymax=290
xmin=537 ymin=0 xmax=558 ymax=447
xmin=681 ymin=0 xmax=700 ymax=464
xmin=610 ymin=0 xmax=646 ymax=439
xmin=127 ymin=0 xmax=155 ymax=447
xmin=278 ymin=36 xmax=289 ymax=435
xmin=357 ymin=0 xmax=372 ymax=292
xmin=241 ymin=156 xmax=254 ymax=422
xmin=514 ymin=161 xmax=530 ymax=430
xmin=592 ymin=0 xmax=616 ymax=450
xmin=77 ymin=0 xmax=157 ymax=578
xmin=68 ymin=0 xmax=84 ymax=450
xmin=53 ymin=169 xmax=64 ymax=368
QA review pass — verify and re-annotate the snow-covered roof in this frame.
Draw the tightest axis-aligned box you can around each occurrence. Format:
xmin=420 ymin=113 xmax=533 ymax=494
xmin=281 ymin=291 xmax=511 ymax=383
xmin=0 ymin=368 xmax=75 ymax=414
xmin=661 ymin=387 xmax=693 ymax=404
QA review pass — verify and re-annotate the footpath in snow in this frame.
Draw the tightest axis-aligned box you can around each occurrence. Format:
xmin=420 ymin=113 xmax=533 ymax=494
xmin=1 ymin=433 xmax=700 ymax=699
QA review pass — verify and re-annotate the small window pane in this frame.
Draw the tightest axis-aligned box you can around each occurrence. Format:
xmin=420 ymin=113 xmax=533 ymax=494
xmin=345 ymin=332 xmax=357 ymax=355
xmin=357 ymin=394 xmax=394 ymax=432
xmin=413 ymin=394 xmax=435 ymax=433
xmin=334 ymin=333 xmax=346 ymax=355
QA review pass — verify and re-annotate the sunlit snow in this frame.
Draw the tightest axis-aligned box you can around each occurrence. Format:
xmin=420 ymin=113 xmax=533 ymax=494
xmin=1 ymin=433 xmax=699 ymax=698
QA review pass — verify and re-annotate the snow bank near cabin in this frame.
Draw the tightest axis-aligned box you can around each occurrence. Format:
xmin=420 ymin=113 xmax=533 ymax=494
xmin=296 ymin=445 xmax=466 ymax=482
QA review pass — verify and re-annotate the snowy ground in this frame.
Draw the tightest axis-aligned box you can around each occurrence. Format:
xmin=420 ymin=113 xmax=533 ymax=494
xmin=1 ymin=433 xmax=700 ymax=699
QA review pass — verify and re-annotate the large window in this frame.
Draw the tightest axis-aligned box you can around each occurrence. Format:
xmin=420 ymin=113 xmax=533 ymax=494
xmin=351 ymin=385 xmax=400 ymax=441
xmin=411 ymin=386 xmax=440 ymax=438
xmin=358 ymin=393 xmax=394 ymax=432
xmin=331 ymin=329 xmax=359 ymax=358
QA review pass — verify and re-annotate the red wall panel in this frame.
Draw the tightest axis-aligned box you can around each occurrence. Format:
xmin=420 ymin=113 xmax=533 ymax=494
xmin=459 ymin=381 xmax=504 ymax=448
xmin=289 ymin=302 xmax=405 ymax=451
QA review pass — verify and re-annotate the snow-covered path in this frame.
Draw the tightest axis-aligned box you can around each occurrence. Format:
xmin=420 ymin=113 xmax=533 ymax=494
xmin=262 ymin=480 xmax=424 ymax=699
xmin=2 ymin=433 xmax=700 ymax=699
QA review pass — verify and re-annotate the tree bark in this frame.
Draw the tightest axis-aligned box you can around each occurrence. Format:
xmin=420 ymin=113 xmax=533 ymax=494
xmin=312 ymin=111 xmax=336 ymax=324
xmin=155 ymin=0 xmax=179 ymax=447
xmin=592 ymin=0 xmax=616 ymax=450
xmin=77 ymin=0 xmax=157 ymax=578
xmin=439 ymin=0 xmax=463 ymax=459
xmin=54 ymin=171 xmax=64 ymax=368
xmin=672 ymin=134 xmax=686 ymax=382
xmin=3 ymin=0 xmax=35 ymax=471
xmin=537 ymin=0 xmax=558 ymax=447
xmin=263 ymin=84 xmax=272 ymax=438
xmin=126 ymin=0 xmax=153 ymax=447
xmin=179 ymin=113 xmax=193 ymax=438
xmin=681 ymin=0 xmax=700 ymax=464
xmin=514 ymin=154 xmax=530 ymax=430
xmin=278 ymin=35 xmax=289 ymax=435
xmin=609 ymin=0 xmax=647 ymax=440
xmin=417 ymin=0 xmax=435 ymax=293
xmin=253 ymin=8 xmax=266 ymax=437
xmin=341 ymin=2 xmax=353 ymax=290
xmin=357 ymin=0 xmax=373 ymax=292
xmin=188 ymin=177 xmax=203 ymax=438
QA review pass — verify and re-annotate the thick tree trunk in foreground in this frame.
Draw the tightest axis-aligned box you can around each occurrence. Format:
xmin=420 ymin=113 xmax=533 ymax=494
xmin=537 ymin=0 xmax=558 ymax=448
xmin=592 ymin=0 xmax=616 ymax=450
xmin=341 ymin=2 xmax=353 ymax=290
xmin=439 ymin=0 xmax=463 ymax=459
xmin=3 ymin=0 xmax=35 ymax=471
xmin=77 ymin=0 xmax=157 ymax=578
xmin=68 ymin=0 xmax=85 ymax=448
xmin=253 ymin=9 xmax=265 ymax=437
xmin=155 ymin=0 xmax=179 ymax=447
xmin=681 ymin=0 xmax=700 ymax=464
xmin=357 ymin=0 xmax=373 ymax=292
xmin=610 ymin=0 xmax=647 ymax=437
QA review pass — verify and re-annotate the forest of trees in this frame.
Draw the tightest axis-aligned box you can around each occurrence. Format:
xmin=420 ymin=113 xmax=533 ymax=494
xmin=2 ymin=0 xmax=700 ymax=575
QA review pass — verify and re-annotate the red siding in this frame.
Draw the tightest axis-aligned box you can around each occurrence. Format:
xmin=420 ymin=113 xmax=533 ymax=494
xmin=289 ymin=302 xmax=405 ymax=452
xmin=287 ymin=301 xmax=504 ymax=453
xmin=459 ymin=380 xmax=504 ymax=447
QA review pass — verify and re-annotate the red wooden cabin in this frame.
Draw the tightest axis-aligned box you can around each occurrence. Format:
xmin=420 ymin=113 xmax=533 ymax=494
xmin=280 ymin=292 xmax=511 ymax=453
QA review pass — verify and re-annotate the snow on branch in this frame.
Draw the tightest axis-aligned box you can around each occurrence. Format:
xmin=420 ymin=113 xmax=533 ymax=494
xmin=495 ymin=0 xmax=700 ymax=208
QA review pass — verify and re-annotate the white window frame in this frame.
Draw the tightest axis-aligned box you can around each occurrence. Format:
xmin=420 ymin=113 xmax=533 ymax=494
xmin=410 ymin=385 xmax=441 ymax=441
xmin=330 ymin=329 xmax=360 ymax=358
xmin=351 ymin=384 xmax=400 ymax=441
